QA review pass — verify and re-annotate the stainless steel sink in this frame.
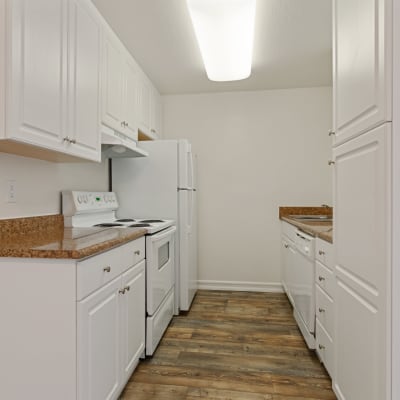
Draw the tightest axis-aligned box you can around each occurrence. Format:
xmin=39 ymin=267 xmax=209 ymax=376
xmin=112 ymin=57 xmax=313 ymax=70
xmin=290 ymin=214 xmax=333 ymax=222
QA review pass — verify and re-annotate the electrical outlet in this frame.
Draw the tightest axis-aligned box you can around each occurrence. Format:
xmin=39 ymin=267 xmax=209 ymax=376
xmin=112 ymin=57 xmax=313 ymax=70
xmin=7 ymin=180 xmax=16 ymax=203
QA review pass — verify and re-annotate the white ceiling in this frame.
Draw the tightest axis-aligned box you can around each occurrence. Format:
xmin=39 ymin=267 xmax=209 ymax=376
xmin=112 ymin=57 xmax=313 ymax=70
xmin=92 ymin=0 xmax=332 ymax=95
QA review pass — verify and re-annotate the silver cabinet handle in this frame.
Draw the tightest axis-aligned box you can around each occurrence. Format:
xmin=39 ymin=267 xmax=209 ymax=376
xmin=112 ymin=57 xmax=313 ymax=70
xmin=318 ymin=308 xmax=325 ymax=313
xmin=63 ymin=136 xmax=70 ymax=142
xmin=284 ymin=244 xmax=289 ymax=248
xmin=119 ymin=288 xmax=126 ymax=294
xmin=318 ymin=276 xmax=325 ymax=282
xmin=328 ymin=160 xmax=335 ymax=165
xmin=328 ymin=130 xmax=336 ymax=136
xmin=103 ymin=266 xmax=111 ymax=273
xmin=124 ymin=285 xmax=130 ymax=292
xmin=319 ymin=344 xmax=325 ymax=350
xmin=134 ymin=250 xmax=140 ymax=255
xmin=69 ymin=139 xmax=76 ymax=144
xmin=319 ymin=250 xmax=325 ymax=255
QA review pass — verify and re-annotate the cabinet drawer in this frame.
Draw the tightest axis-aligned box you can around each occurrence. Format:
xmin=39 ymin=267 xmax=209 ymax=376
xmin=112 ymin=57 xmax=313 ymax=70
xmin=315 ymin=261 xmax=335 ymax=298
xmin=316 ymin=285 xmax=334 ymax=337
xmin=77 ymin=239 xmax=145 ymax=300
xmin=281 ymin=221 xmax=298 ymax=243
xmin=121 ymin=237 xmax=145 ymax=266
xmin=316 ymin=319 xmax=334 ymax=378
xmin=315 ymin=238 xmax=333 ymax=269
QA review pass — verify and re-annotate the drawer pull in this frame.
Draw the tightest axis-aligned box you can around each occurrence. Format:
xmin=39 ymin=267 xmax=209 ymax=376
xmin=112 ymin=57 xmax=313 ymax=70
xmin=119 ymin=288 xmax=126 ymax=295
xmin=319 ymin=344 xmax=325 ymax=350
xmin=103 ymin=266 xmax=111 ymax=273
xmin=124 ymin=285 xmax=130 ymax=292
xmin=318 ymin=276 xmax=325 ymax=282
xmin=284 ymin=244 xmax=289 ymax=248
xmin=318 ymin=250 xmax=325 ymax=255
xmin=318 ymin=308 xmax=325 ymax=313
xmin=134 ymin=250 xmax=141 ymax=255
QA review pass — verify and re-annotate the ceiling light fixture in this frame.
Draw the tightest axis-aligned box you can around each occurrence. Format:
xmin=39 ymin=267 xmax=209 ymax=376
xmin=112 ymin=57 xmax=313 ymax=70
xmin=186 ymin=0 xmax=257 ymax=82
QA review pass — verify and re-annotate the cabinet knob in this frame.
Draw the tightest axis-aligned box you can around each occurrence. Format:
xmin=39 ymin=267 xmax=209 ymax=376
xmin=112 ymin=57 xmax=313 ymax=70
xmin=63 ymin=136 xmax=70 ymax=142
xmin=318 ymin=308 xmax=325 ymax=313
xmin=121 ymin=121 xmax=126 ymax=128
xmin=134 ymin=250 xmax=140 ymax=255
xmin=328 ymin=160 xmax=335 ymax=165
xmin=284 ymin=244 xmax=289 ymax=249
xmin=319 ymin=344 xmax=325 ymax=350
xmin=318 ymin=276 xmax=325 ymax=282
xmin=103 ymin=266 xmax=111 ymax=273
xmin=124 ymin=285 xmax=130 ymax=292
xmin=318 ymin=250 xmax=325 ymax=255
xmin=119 ymin=288 xmax=126 ymax=295
xmin=70 ymin=139 xmax=76 ymax=144
xmin=328 ymin=130 xmax=336 ymax=136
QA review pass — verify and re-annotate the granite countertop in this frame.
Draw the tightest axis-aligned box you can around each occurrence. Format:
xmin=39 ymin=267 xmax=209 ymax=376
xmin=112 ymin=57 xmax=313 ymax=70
xmin=0 ymin=215 xmax=147 ymax=259
xmin=279 ymin=206 xmax=333 ymax=243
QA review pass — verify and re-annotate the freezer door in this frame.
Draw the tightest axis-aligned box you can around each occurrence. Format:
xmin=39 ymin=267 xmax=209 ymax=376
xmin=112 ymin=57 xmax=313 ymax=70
xmin=178 ymin=188 xmax=198 ymax=311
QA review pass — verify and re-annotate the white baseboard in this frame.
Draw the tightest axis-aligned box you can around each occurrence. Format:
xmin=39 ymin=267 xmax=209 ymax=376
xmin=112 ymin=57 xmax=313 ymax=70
xmin=197 ymin=280 xmax=284 ymax=293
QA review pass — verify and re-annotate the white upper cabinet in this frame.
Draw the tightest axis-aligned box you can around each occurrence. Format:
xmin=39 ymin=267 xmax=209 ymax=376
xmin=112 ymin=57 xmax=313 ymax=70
xmin=101 ymin=28 xmax=139 ymax=141
xmin=5 ymin=0 xmax=68 ymax=149
xmin=150 ymin=85 xmax=163 ymax=139
xmin=0 ymin=0 xmax=101 ymax=162
xmin=67 ymin=0 xmax=101 ymax=160
xmin=137 ymin=73 xmax=162 ymax=140
xmin=136 ymin=73 xmax=151 ymax=137
xmin=333 ymin=0 xmax=392 ymax=146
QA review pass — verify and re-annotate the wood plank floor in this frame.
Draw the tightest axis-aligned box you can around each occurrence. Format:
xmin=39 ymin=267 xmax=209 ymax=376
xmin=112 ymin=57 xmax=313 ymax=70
xmin=120 ymin=290 xmax=337 ymax=400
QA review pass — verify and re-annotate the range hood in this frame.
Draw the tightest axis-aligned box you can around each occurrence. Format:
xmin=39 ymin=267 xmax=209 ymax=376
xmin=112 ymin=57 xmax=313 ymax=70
xmin=101 ymin=125 xmax=148 ymax=158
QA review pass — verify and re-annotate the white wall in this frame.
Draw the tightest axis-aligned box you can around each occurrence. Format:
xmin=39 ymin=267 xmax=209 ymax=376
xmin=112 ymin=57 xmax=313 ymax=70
xmin=0 ymin=153 xmax=108 ymax=219
xmin=163 ymin=87 xmax=332 ymax=289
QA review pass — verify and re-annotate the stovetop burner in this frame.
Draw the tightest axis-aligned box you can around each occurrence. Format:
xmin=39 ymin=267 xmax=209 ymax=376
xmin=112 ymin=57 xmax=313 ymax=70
xmin=129 ymin=223 xmax=151 ymax=227
xmin=116 ymin=218 xmax=136 ymax=222
xmin=93 ymin=223 xmax=124 ymax=227
xmin=140 ymin=219 xmax=165 ymax=223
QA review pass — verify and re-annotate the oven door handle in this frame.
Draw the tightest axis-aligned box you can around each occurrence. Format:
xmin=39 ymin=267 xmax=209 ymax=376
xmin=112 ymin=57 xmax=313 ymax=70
xmin=149 ymin=226 xmax=177 ymax=242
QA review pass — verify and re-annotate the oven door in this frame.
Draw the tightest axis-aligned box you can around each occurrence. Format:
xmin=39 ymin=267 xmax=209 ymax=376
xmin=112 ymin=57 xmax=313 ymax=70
xmin=146 ymin=226 xmax=176 ymax=315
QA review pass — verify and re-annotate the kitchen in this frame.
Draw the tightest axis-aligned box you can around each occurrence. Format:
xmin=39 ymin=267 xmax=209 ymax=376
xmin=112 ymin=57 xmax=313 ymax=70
xmin=0 ymin=1 xmax=398 ymax=400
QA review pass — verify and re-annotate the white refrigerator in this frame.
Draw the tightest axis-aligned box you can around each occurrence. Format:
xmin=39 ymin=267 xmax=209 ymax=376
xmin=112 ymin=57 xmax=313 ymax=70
xmin=111 ymin=139 xmax=198 ymax=312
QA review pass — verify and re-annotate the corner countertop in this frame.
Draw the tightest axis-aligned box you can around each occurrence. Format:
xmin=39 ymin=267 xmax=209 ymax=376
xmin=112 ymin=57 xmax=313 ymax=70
xmin=279 ymin=206 xmax=333 ymax=243
xmin=0 ymin=215 xmax=147 ymax=259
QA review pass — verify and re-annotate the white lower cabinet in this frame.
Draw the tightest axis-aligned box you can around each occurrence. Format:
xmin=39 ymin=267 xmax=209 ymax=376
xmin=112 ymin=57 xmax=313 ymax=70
xmin=78 ymin=260 xmax=145 ymax=400
xmin=78 ymin=276 xmax=121 ymax=400
xmin=0 ymin=237 xmax=146 ymax=400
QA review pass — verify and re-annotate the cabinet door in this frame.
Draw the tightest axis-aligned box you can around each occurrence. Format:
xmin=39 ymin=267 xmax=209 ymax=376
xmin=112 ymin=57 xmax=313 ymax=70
xmin=68 ymin=0 xmax=101 ymax=161
xmin=120 ymin=260 xmax=146 ymax=381
xmin=102 ymin=34 xmax=125 ymax=133
xmin=150 ymin=86 xmax=162 ymax=139
xmin=333 ymin=0 xmax=391 ymax=145
xmin=7 ymin=0 xmax=68 ymax=149
xmin=78 ymin=276 xmax=121 ymax=400
xmin=333 ymin=124 xmax=391 ymax=400
xmin=123 ymin=58 xmax=139 ymax=140
xmin=137 ymin=75 xmax=151 ymax=135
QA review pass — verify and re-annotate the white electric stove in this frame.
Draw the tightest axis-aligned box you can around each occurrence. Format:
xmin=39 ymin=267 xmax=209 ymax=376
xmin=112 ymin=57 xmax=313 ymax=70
xmin=62 ymin=190 xmax=176 ymax=356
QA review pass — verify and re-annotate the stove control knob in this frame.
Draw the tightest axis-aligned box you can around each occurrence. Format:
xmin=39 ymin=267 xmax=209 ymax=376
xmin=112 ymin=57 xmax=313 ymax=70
xmin=77 ymin=194 xmax=82 ymax=204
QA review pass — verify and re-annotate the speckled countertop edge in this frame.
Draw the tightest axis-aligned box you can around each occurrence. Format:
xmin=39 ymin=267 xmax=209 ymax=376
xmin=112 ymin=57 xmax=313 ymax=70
xmin=0 ymin=215 xmax=147 ymax=259
xmin=279 ymin=206 xmax=333 ymax=243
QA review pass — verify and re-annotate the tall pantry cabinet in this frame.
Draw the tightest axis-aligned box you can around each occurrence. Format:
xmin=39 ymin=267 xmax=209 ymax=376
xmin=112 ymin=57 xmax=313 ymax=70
xmin=332 ymin=0 xmax=393 ymax=399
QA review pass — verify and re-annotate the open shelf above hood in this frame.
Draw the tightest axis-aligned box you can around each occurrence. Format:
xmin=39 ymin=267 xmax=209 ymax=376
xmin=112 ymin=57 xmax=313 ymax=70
xmin=101 ymin=125 xmax=149 ymax=159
